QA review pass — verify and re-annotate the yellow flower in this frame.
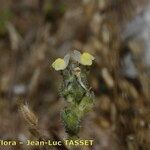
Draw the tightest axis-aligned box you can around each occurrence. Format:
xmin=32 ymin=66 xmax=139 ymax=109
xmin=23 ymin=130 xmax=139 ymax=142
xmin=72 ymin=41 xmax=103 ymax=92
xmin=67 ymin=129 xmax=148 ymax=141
xmin=52 ymin=58 xmax=67 ymax=71
xmin=73 ymin=50 xmax=95 ymax=66
xmin=80 ymin=52 xmax=95 ymax=66
xmin=52 ymin=54 xmax=70 ymax=71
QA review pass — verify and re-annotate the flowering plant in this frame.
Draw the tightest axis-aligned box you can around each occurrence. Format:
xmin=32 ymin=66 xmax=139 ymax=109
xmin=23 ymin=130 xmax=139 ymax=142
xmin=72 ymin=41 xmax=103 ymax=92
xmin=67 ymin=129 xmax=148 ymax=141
xmin=52 ymin=50 xmax=95 ymax=139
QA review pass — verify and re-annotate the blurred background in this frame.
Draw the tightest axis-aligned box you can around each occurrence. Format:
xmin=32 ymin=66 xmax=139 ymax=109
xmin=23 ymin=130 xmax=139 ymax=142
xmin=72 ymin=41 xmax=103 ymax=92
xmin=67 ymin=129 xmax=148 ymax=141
xmin=0 ymin=0 xmax=150 ymax=150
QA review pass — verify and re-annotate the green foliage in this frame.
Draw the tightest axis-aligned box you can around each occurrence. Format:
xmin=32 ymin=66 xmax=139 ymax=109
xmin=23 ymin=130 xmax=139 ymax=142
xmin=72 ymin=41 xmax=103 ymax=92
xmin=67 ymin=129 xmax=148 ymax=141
xmin=60 ymin=63 xmax=94 ymax=138
xmin=43 ymin=1 xmax=67 ymax=22
xmin=0 ymin=8 xmax=13 ymax=36
xmin=61 ymin=108 xmax=80 ymax=136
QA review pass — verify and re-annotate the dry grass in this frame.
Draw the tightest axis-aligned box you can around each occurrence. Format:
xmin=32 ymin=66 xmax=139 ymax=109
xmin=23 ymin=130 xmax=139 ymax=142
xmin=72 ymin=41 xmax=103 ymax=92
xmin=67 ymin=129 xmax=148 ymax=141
xmin=0 ymin=0 xmax=150 ymax=150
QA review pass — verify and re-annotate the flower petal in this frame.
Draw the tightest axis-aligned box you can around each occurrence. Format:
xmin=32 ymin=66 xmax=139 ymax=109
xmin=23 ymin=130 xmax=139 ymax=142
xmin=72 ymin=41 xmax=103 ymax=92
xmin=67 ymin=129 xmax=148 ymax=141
xmin=80 ymin=52 xmax=95 ymax=66
xmin=52 ymin=58 xmax=67 ymax=71
xmin=73 ymin=50 xmax=81 ymax=62
xmin=64 ymin=54 xmax=70 ymax=66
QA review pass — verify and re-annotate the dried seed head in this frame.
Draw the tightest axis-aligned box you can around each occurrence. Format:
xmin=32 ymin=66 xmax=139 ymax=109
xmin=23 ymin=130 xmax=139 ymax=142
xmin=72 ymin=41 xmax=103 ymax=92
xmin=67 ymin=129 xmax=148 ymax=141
xmin=20 ymin=104 xmax=38 ymax=127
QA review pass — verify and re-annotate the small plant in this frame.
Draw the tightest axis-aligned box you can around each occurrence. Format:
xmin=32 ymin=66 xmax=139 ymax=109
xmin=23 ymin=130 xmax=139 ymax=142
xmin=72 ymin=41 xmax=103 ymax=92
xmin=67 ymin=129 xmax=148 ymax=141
xmin=52 ymin=50 xmax=95 ymax=139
